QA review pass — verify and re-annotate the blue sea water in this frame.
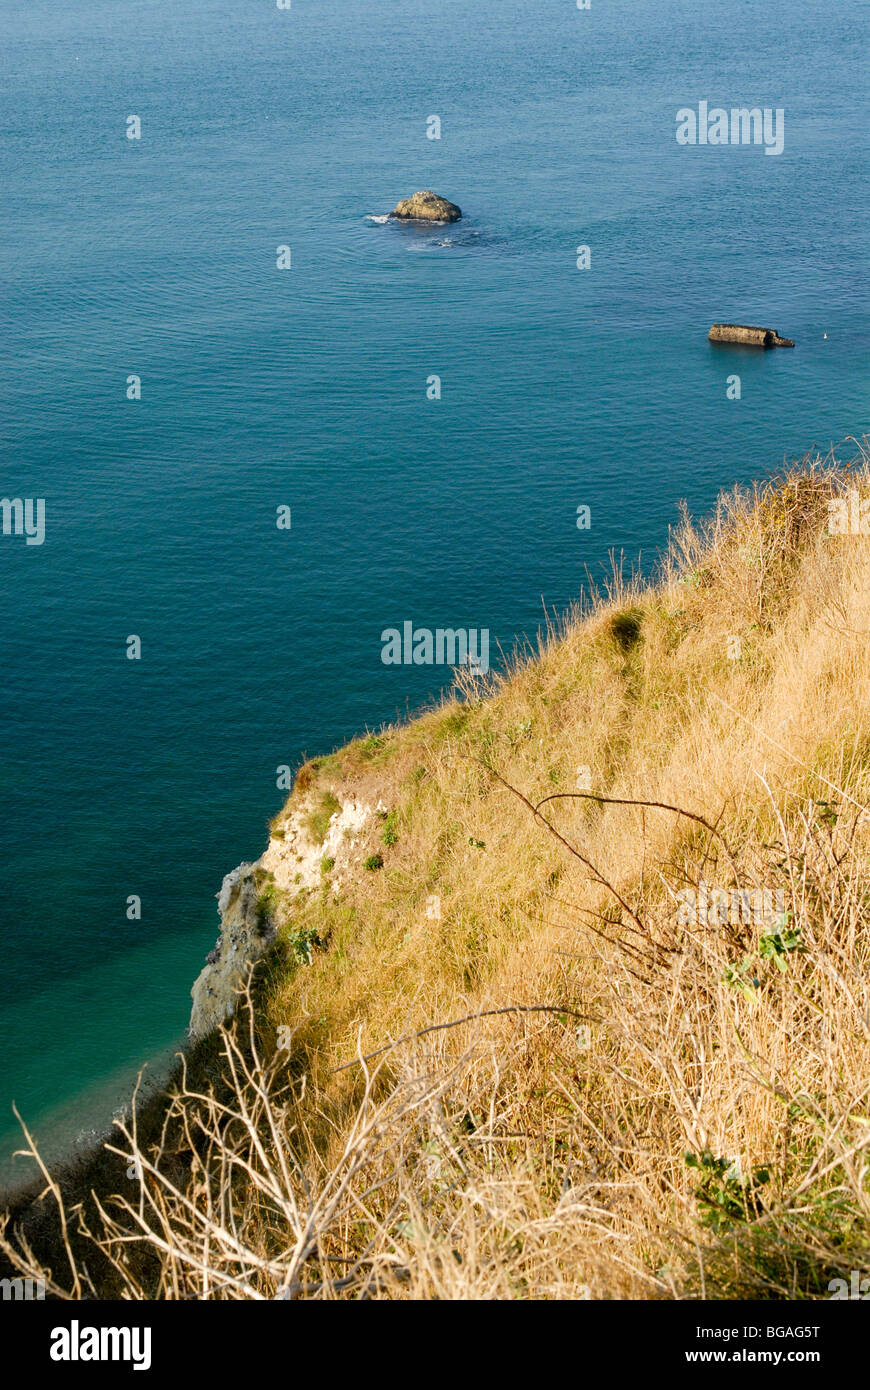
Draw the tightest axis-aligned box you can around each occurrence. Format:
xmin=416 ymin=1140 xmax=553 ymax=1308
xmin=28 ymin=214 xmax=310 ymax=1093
xmin=0 ymin=0 xmax=867 ymax=1186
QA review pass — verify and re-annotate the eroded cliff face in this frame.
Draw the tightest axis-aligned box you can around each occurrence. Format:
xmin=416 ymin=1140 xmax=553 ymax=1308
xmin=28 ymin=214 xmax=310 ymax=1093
xmin=188 ymin=790 xmax=377 ymax=1042
xmin=189 ymin=862 xmax=271 ymax=1042
xmin=261 ymin=791 xmax=375 ymax=892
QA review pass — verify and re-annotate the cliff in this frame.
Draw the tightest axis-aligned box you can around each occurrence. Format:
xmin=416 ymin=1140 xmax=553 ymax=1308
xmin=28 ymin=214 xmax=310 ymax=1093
xmin=5 ymin=446 xmax=870 ymax=1301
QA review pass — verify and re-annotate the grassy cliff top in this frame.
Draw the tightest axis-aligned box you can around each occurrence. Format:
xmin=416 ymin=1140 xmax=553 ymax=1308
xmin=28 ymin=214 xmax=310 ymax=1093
xmin=5 ymin=445 xmax=870 ymax=1299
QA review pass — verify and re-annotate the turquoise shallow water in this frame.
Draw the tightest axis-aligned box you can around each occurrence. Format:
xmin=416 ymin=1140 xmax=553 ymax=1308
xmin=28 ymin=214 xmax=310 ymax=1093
xmin=0 ymin=0 xmax=867 ymax=1186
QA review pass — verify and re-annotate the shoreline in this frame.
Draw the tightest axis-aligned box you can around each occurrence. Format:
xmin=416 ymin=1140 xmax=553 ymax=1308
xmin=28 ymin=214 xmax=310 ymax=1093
xmin=0 ymin=1040 xmax=184 ymax=1209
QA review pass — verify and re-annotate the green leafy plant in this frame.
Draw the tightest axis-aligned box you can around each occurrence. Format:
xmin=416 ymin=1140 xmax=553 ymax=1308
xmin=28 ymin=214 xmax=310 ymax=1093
xmin=724 ymin=920 xmax=804 ymax=992
xmin=288 ymin=925 xmax=320 ymax=966
xmin=759 ymin=923 xmax=805 ymax=972
xmin=685 ymin=1152 xmax=770 ymax=1232
xmin=723 ymin=956 xmax=760 ymax=1001
xmin=364 ymin=853 xmax=383 ymax=871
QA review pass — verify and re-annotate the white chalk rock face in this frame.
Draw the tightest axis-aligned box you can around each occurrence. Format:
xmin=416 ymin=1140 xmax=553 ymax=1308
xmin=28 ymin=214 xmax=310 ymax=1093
xmin=261 ymin=792 xmax=373 ymax=893
xmin=189 ymin=792 xmax=377 ymax=1041
xmin=189 ymin=863 xmax=273 ymax=1042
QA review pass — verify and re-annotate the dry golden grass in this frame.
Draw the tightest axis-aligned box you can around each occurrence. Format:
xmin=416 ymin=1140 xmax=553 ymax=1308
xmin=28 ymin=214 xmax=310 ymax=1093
xmin=4 ymin=444 xmax=870 ymax=1299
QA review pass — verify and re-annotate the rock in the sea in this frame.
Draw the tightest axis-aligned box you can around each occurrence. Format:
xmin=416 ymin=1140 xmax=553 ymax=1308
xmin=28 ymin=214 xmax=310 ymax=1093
xmin=390 ymin=190 xmax=462 ymax=223
xmin=709 ymin=323 xmax=795 ymax=348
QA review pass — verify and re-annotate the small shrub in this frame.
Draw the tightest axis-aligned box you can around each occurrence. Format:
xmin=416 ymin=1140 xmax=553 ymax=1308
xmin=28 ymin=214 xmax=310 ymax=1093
xmin=505 ymin=719 xmax=532 ymax=747
xmin=306 ymin=790 xmax=340 ymax=845
xmin=294 ymin=762 xmax=317 ymax=793
xmin=255 ymin=882 xmax=279 ymax=931
xmin=364 ymin=854 xmax=384 ymax=871
xmin=610 ymin=607 xmax=644 ymax=653
xmin=360 ymin=735 xmax=386 ymax=760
